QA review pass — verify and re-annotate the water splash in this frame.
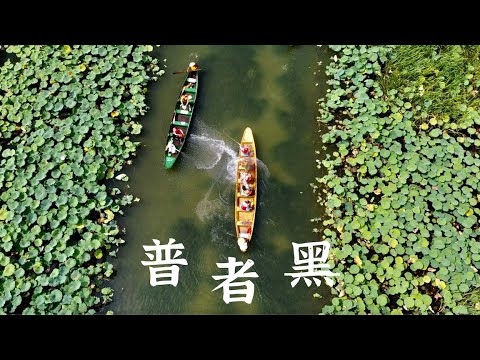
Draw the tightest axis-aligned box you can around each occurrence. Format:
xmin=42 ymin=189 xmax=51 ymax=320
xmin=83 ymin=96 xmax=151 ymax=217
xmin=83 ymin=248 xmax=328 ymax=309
xmin=195 ymin=184 xmax=228 ymax=223
xmin=188 ymin=133 xmax=238 ymax=179
xmin=189 ymin=135 xmax=270 ymax=181
xmin=194 ymin=182 xmax=236 ymax=246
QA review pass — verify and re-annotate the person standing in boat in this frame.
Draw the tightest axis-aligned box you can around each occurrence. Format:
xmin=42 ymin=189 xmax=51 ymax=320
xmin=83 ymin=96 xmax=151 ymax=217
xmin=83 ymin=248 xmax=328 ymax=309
xmin=182 ymin=64 xmax=198 ymax=92
xmin=188 ymin=62 xmax=199 ymax=72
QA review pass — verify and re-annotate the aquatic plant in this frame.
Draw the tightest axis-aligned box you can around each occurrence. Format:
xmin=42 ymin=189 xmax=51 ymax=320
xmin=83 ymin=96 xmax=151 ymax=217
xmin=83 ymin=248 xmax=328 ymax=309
xmin=0 ymin=45 xmax=163 ymax=314
xmin=383 ymin=45 xmax=480 ymax=131
xmin=315 ymin=45 xmax=480 ymax=314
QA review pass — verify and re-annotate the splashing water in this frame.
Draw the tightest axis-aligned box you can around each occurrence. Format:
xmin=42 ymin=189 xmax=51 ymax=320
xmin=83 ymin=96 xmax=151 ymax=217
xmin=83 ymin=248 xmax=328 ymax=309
xmin=189 ymin=130 xmax=270 ymax=181
xmin=195 ymin=183 xmax=231 ymax=224
xmin=194 ymin=181 xmax=235 ymax=245
xmin=187 ymin=133 xmax=238 ymax=182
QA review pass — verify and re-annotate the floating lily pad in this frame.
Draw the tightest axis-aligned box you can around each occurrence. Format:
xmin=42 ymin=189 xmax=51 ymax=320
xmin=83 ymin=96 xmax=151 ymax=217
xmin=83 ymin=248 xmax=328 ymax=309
xmin=3 ymin=263 xmax=15 ymax=277
xmin=0 ymin=45 xmax=161 ymax=314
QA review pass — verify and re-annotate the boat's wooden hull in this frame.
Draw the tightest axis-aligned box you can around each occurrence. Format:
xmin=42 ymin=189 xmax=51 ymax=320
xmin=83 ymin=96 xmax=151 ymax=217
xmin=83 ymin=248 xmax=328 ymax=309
xmin=234 ymin=127 xmax=257 ymax=252
xmin=164 ymin=67 xmax=199 ymax=169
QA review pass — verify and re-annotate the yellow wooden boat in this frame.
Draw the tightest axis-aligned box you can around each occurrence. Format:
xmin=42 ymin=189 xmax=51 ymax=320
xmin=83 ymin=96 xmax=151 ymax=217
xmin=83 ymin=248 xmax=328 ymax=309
xmin=234 ymin=127 xmax=257 ymax=252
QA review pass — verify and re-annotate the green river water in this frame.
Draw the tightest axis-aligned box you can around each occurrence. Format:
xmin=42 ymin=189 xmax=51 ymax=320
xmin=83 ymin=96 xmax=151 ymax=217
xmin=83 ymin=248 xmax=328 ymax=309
xmin=105 ymin=45 xmax=332 ymax=314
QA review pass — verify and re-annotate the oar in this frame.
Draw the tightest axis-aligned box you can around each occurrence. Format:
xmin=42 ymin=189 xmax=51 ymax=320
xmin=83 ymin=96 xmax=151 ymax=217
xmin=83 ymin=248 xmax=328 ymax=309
xmin=172 ymin=68 xmax=202 ymax=75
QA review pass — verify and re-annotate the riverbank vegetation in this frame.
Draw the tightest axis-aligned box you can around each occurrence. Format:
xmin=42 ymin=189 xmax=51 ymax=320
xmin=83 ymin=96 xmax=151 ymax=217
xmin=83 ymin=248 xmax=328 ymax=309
xmin=0 ymin=45 xmax=163 ymax=314
xmin=315 ymin=45 xmax=480 ymax=314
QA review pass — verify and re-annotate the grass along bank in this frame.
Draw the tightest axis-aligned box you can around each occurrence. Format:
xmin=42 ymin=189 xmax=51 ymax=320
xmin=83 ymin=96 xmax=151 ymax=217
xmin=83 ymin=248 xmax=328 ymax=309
xmin=0 ymin=45 xmax=163 ymax=314
xmin=314 ymin=45 xmax=480 ymax=314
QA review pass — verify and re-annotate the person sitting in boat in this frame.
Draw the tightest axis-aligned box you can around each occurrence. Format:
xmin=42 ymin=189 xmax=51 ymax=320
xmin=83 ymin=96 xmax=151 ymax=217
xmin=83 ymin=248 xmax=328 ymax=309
xmin=165 ymin=138 xmax=178 ymax=155
xmin=238 ymin=157 xmax=255 ymax=171
xmin=240 ymin=172 xmax=254 ymax=184
xmin=172 ymin=127 xmax=185 ymax=141
xmin=188 ymin=62 xmax=199 ymax=72
xmin=182 ymin=82 xmax=195 ymax=92
xmin=240 ymin=144 xmax=251 ymax=156
xmin=241 ymin=184 xmax=254 ymax=196
xmin=180 ymin=94 xmax=191 ymax=111
xmin=240 ymin=200 xmax=253 ymax=211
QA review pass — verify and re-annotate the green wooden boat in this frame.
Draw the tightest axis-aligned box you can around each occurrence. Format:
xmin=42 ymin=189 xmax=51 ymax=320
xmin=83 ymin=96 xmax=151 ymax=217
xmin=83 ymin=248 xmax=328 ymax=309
xmin=164 ymin=63 xmax=199 ymax=169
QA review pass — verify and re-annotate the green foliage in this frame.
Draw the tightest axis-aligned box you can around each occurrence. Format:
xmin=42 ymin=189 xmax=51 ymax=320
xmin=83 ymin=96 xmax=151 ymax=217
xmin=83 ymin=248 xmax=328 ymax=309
xmin=0 ymin=45 xmax=163 ymax=314
xmin=384 ymin=45 xmax=480 ymax=131
xmin=316 ymin=45 xmax=480 ymax=315
xmin=454 ymin=286 xmax=480 ymax=314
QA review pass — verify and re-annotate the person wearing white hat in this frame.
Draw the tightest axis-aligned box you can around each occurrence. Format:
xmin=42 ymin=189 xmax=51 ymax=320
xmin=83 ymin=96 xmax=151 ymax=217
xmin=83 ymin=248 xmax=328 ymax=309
xmin=188 ymin=62 xmax=199 ymax=71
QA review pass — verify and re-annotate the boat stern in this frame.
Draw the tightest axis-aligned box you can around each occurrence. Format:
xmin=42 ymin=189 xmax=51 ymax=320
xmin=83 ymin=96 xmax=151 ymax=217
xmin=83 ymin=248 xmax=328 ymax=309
xmin=164 ymin=155 xmax=176 ymax=169
xmin=237 ymin=237 xmax=249 ymax=252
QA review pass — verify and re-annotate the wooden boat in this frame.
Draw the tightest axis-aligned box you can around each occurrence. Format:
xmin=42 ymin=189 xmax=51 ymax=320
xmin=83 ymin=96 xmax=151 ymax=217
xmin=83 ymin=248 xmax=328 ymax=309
xmin=164 ymin=63 xmax=199 ymax=169
xmin=235 ymin=127 xmax=258 ymax=252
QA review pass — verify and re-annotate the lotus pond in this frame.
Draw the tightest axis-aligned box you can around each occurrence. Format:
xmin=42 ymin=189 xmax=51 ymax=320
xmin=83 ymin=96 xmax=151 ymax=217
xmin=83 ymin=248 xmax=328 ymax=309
xmin=317 ymin=45 xmax=480 ymax=314
xmin=1 ymin=45 xmax=332 ymax=314
xmin=0 ymin=45 xmax=163 ymax=314
xmin=2 ymin=44 xmax=479 ymax=315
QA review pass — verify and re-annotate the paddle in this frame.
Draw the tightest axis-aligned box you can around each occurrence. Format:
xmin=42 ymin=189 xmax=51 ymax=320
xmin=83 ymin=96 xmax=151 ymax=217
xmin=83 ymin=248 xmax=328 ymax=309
xmin=172 ymin=68 xmax=202 ymax=75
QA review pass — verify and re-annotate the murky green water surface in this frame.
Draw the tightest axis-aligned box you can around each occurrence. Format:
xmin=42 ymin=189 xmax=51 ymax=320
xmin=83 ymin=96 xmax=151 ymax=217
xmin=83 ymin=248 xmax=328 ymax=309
xmin=106 ymin=45 xmax=331 ymax=314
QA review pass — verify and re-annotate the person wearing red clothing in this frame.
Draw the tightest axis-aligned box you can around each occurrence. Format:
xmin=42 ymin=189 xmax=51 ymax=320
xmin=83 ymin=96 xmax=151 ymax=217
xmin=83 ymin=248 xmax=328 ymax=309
xmin=240 ymin=200 xmax=253 ymax=211
xmin=172 ymin=127 xmax=185 ymax=140
xmin=240 ymin=144 xmax=250 ymax=156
